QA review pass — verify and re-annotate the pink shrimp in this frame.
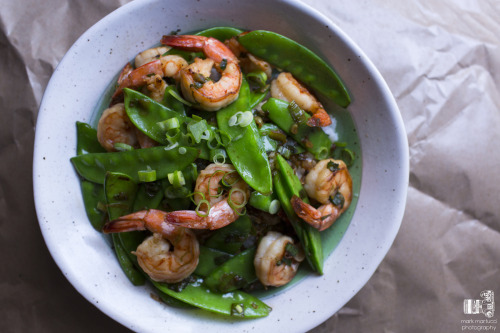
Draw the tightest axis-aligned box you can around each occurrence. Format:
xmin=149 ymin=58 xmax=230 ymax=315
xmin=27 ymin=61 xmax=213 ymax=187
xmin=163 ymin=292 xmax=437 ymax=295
xmin=102 ymin=209 xmax=199 ymax=283
xmin=110 ymin=53 xmax=188 ymax=105
xmin=291 ymin=159 xmax=352 ymax=231
xmin=161 ymin=35 xmax=242 ymax=111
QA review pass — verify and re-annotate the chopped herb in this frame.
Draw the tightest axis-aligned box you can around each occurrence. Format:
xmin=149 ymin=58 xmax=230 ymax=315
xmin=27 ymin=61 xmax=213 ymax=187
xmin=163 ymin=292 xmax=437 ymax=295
xmin=327 ymin=161 xmax=340 ymax=173
xmin=330 ymin=192 xmax=345 ymax=209
xmin=220 ymin=58 xmax=227 ymax=70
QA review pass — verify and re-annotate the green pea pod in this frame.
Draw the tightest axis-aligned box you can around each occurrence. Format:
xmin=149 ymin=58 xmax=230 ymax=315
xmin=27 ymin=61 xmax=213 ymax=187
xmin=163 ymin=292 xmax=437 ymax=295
xmin=75 ymin=122 xmax=107 ymax=230
xmin=133 ymin=179 xmax=167 ymax=211
xmin=111 ymin=234 xmax=145 ymax=286
xmin=204 ymin=215 xmax=256 ymax=254
xmin=70 ymin=146 xmax=199 ymax=184
xmin=249 ymin=191 xmax=280 ymax=215
xmin=274 ymin=154 xmax=323 ymax=274
xmin=216 ymin=78 xmax=272 ymax=194
xmin=162 ymin=85 xmax=186 ymax=116
xmin=104 ymin=172 xmax=145 ymax=286
xmin=76 ymin=122 xmax=106 ymax=155
xmin=195 ymin=26 xmax=244 ymax=41
xmin=124 ymin=88 xmax=215 ymax=160
xmin=203 ymin=247 xmax=257 ymax=293
xmin=151 ymin=279 xmax=271 ymax=318
xmin=262 ymin=98 xmax=332 ymax=160
xmin=194 ymin=246 xmax=233 ymax=277
xmin=249 ymin=85 xmax=270 ymax=110
xmin=238 ymin=30 xmax=350 ymax=108
xmin=80 ymin=180 xmax=107 ymax=231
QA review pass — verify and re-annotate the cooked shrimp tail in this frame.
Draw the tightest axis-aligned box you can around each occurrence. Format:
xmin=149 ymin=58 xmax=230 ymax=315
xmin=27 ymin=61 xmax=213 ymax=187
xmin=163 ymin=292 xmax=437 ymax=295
xmin=165 ymin=199 xmax=241 ymax=230
xmin=161 ymin=35 xmax=238 ymax=62
xmin=291 ymin=195 xmax=337 ymax=231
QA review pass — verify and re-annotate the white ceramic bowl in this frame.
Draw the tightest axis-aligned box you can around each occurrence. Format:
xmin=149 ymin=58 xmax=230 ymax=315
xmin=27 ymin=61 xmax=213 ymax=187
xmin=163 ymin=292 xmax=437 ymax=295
xmin=33 ymin=0 xmax=408 ymax=331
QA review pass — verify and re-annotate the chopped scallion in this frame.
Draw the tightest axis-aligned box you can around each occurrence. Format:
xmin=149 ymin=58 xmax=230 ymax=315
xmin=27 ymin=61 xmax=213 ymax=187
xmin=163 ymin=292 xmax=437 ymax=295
xmin=138 ymin=166 xmax=157 ymax=182
xmin=113 ymin=143 xmax=134 ymax=151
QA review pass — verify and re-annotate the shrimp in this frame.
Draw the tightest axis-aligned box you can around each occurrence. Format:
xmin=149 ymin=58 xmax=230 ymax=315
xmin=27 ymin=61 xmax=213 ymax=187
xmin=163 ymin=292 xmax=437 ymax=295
xmin=97 ymin=103 xmax=156 ymax=151
xmin=134 ymin=46 xmax=170 ymax=67
xmin=254 ymin=231 xmax=305 ymax=287
xmin=97 ymin=103 xmax=139 ymax=152
xmin=111 ymin=52 xmax=188 ymax=104
xmin=165 ymin=163 xmax=250 ymax=230
xmin=271 ymin=72 xmax=331 ymax=127
xmin=161 ymin=35 xmax=242 ymax=111
xmin=102 ymin=209 xmax=199 ymax=283
xmin=291 ymin=159 xmax=352 ymax=231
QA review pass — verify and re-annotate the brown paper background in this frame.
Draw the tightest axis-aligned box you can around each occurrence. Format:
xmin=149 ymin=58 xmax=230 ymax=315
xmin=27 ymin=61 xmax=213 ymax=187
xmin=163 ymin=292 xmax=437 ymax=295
xmin=1 ymin=0 xmax=499 ymax=332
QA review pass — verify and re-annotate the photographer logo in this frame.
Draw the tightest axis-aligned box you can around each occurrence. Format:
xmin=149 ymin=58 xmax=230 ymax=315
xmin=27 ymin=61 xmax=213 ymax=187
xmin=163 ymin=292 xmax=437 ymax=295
xmin=462 ymin=290 xmax=496 ymax=331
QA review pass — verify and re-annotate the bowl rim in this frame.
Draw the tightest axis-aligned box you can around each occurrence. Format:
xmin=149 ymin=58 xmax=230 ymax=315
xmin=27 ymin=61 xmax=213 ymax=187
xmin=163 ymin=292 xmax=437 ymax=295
xmin=33 ymin=0 xmax=409 ymax=331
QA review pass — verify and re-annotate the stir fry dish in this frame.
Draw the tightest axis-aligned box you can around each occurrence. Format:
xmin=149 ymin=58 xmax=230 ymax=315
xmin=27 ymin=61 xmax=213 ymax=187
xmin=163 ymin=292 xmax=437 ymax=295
xmin=70 ymin=27 xmax=357 ymax=318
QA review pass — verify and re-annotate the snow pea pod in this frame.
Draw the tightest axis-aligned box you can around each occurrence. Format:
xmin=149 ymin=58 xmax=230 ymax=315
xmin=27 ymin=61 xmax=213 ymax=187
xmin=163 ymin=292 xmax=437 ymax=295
xmin=196 ymin=26 xmax=244 ymax=41
xmin=216 ymin=78 xmax=272 ymax=194
xmin=76 ymin=121 xmax=106 ymax=155
xmin=204 ymin=215 xmax=256 ymax=255
xmin=274 ymin=154 xmax=323 ymax=274
xmin=76 ymin=122 xmax=107 ymax=230
xmin=80 ymin=180 xmax=106 ymax=231
xmin=161 ymin=85 xmax=186 ymax=116
xmin=104 ymin=172 xmax=145 ymax=286
xmin=194 ymin=246 xmax=233 ymax=277
xmin=124 ymin=88 xmax=215 ymax=160
xmin=204 ymin=247 xmax=257 ymax=293
xmin=151 ymin=278 xmax=271 ymax=318
xmin=238 ymin=30 xmax=350 ymax=108
xmin=70 ymin=146 xmax=199 ymax=184
xmin=262 ymin=98 xmax=332 ymax=160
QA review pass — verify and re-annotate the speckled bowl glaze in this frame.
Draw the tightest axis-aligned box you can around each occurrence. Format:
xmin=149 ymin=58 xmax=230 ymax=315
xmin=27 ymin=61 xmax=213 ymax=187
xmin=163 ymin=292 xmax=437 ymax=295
xmin=33 ymin=0 xmax=409 ymax=331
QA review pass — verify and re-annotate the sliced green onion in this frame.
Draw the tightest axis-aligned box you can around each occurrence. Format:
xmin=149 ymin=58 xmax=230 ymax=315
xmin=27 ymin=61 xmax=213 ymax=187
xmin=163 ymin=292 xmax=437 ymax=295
xmin=207 ymin=134 xmax=221 ymax=149
xmin=316 ymin=146 xmax=329 ymax=160
xmin=228 ymin=111 xmax=253 ymax=127
xmin=210 ymin=148 xmax=227 ymax=164
xmin=200 ymin=129 xmax=212 ymax=141
xmin=195 ymin=199 xmax=210 ymax=217
xmin=178 ymin=147 xmax=187 ymax=155
xmin=187 ymin=119 xmax=209 ymax=144
xmin=187 ymin=191 xmax=205 ymax=204
xmin=168 ymin=87 xmax=193 ymax=106
xmin=168 ymin=170 xmax=185 ymax=188
xmin=268 ymin=199 xmax=281 ymax=214
xmin=246 ymin=70 xmax=267 ymax=88
xmin=248 ymin=191 xmax=280 ymax=214
xmin=113 ymin=143 xmax=134 ymax=151
xmin=216 ymin=129 xmax=232 ymax=146
xmin=138 ymin=166 xmax=157 ymax=182
xmin=221 ymin=170 xmax=239 ymax=187
xmin=341 ymin=148 xmax=355 ymax=167
xmin=157 ymin=117 xmax=180 ymax=131
xmin=164 ymin=141 xmax=179 ymax=150
xmin=228 ymin=187 xmax=247 ymax=211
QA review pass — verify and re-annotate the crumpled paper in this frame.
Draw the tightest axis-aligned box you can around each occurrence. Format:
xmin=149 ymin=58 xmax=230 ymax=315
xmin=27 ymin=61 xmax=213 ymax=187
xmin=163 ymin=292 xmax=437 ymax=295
xmin=1 ymin=0 xmax=499 ymax=332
